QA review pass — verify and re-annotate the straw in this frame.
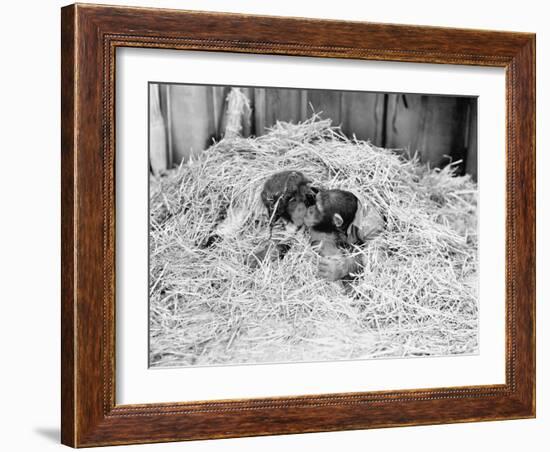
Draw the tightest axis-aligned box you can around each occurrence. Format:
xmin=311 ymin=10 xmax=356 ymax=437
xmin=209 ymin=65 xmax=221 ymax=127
xmin=149 ymin=115 xmax=478 ymax=367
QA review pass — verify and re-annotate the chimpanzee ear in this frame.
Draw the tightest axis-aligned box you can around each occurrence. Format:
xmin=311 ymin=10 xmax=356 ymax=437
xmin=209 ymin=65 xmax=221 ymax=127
xmin=333 ymin=213 xmax=344 ymax=228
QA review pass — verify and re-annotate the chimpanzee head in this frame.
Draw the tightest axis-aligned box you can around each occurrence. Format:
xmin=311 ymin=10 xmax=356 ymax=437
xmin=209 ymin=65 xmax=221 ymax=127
xmin=304 ymin=189 xmax=358 ymax=234
xmin=261 ymin=170 xmax=318 ymax=227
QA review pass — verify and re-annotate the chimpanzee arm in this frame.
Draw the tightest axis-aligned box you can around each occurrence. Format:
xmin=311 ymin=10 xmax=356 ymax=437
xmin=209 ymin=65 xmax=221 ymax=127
xmin=246 ymin=220 xmax=300 ymax=268
xmin=354 ymin=203 xmax=385 ymax=243
xmin=344 ymin=253 xmax=365 ymax=277
xmin=318 ymin=253 xmax=364 ymax=281
xmin=199 ymin=205 xmax=249 ymax=248
xmin=246 ymin=240 xmax=293 ymax=269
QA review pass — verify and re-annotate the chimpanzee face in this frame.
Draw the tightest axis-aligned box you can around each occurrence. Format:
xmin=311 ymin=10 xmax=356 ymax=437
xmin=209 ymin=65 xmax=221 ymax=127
xmin=287 ymin=197 xmax=308 ymax=226
xmin=261 ymin=171 xmax=317 ymax=226
xmin=304 ymin=194 xmax=324 ymax=228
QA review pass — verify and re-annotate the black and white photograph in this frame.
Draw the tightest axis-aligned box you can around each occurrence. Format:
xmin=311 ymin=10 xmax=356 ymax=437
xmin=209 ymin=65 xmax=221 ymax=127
xmin=148 ymin=83 xmax=479 ymax=368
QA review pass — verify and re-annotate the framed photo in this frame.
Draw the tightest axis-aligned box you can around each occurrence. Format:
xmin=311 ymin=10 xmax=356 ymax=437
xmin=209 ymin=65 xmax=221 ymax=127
xmin=61 ymin=3 xmax=536 ymax=447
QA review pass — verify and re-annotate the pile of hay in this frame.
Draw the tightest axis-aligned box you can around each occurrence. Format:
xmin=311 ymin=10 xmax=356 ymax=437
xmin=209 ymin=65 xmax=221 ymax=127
xmin=149 ymin=116 xmax=478 ymax=367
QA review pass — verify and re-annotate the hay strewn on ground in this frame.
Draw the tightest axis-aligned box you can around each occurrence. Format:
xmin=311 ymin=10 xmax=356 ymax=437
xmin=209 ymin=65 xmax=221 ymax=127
xmin=149 ymin=116 xmax=478 ymax=367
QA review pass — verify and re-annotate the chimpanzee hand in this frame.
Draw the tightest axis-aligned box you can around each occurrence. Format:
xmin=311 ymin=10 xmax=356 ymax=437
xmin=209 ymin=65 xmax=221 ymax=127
xmin=318 ymin=255 xmax=352 ymax=281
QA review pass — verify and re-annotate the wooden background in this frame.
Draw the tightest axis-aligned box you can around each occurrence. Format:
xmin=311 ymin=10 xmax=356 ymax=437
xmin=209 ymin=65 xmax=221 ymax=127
xmin=150 ymin=83 xmax=478 ymax=179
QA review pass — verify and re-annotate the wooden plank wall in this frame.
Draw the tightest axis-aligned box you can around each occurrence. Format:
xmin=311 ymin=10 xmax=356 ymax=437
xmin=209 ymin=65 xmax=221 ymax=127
xmin=150 ymin=84 xmax=477 ymax=179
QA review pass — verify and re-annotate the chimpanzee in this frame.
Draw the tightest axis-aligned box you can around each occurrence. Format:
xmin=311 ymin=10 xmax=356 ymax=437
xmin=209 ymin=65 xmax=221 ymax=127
xmin=201 ymin=170 xmax=318 ymax=266
xmin=261 ymin=170 xmax=317 ymax=229
xmin=247 ymin=170 xmax=318 ymax=266
xmin=304 ymin=189 xmax=385 ymax=281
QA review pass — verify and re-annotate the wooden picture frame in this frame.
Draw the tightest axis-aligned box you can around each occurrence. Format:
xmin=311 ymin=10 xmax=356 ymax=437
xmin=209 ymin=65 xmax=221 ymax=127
xmin=61 ymin=3 xmax=535 ymax=447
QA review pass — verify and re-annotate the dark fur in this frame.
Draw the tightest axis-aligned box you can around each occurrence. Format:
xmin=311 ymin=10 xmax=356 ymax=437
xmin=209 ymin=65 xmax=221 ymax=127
xmin=261 ymin=170 xmax=317 ymax=225
xmin=308 ymin=189 xmax=358 ymax=234
xmin=201 ymin=171 xmax=317 ymax=249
